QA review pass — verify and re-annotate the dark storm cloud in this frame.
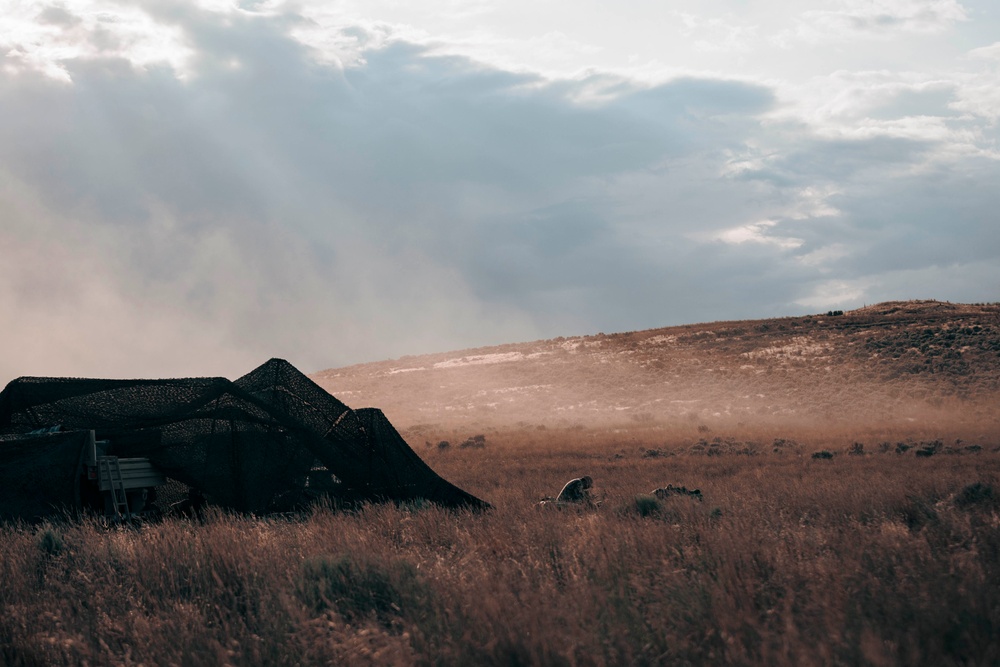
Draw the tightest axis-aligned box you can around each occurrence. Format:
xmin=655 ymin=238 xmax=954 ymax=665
xmin=1 ymin=3 xmax=996 ymax=383
xmin=725 ymin=129 xmax=1000 ymax=307
xmin=824 ymin=160 xmax=1000 ymax=270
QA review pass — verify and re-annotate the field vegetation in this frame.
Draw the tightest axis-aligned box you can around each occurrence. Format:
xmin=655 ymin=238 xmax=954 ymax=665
xmin=2 ymin=420 xmax=998 ymax=666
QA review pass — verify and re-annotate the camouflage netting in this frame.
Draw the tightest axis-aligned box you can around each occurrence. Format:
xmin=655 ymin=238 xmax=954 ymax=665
xmin=0 ymin=359 xmax=488 ymax=521
xmin=0 ymin=430 xmax=91 ymax=523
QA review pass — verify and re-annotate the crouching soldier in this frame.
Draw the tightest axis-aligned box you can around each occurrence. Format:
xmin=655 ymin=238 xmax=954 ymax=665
xmin=557 ymin=475 xmax=593 ymax=503
xmin=538 ymin=475 xmax=596 ymax=507
xmin=546 ymin=475 xmax=595 ymax=505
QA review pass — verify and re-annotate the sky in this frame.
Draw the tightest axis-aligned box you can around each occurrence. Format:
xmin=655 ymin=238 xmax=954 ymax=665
xmin=1 ymin=0 xmax=998 ymax=382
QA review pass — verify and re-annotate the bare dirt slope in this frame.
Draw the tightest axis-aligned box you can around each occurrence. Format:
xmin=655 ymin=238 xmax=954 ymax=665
xmin=312 ymin=300 xmax=1000 ymax=433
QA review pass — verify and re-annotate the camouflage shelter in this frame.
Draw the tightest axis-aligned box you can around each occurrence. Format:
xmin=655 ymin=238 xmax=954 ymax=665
xmin=0 ymin=359 xmax=487 ymax=521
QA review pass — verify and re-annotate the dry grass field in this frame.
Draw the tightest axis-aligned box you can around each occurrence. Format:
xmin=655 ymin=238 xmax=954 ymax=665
xmin=2 ymin=422 xmax=999 ymax=666
xmin=2 ymin=301 xmax=999 ymax=666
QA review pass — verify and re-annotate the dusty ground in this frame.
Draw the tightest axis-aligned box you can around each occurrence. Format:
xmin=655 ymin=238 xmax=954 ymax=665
xmin=312 ymin=300 xmax=1000 ymax=432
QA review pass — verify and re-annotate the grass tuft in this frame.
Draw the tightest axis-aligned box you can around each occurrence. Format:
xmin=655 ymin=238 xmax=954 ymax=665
xmin=298 ymin=555 xmax=433 ymax=629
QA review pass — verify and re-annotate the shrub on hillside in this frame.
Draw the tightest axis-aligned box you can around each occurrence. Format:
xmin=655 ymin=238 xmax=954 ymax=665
xmin=915 ymin=440 xmax=942 ymax=457
xmin=459 ymin=435 xmax=486 ymax=449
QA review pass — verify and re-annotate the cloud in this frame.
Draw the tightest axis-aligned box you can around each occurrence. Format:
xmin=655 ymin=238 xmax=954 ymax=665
xmin=672 ymin=12 xmax=760 ymax=54
xmin=797 ymin=259 xmax=1000 ymax=309
xmin=0 ymin=1 xmax=997 ymax=384
xmin=968 ymin=41 xmax=1000 ymax=60
xmin=713 ymin=220 xmax=804 ymax=249
xmin=743 ymin=144 xmax=1000 ymax=307
xmin=0 ymin=1 xmax=194 ymax=81
xmin=777 ymin=0 xmax=968 ymax=45
xmin=794 ymin=279 xmax=867 ymax=308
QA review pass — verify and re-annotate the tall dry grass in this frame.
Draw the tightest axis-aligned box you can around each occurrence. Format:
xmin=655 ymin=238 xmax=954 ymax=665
xmin=2 ymin=424 xmax=999 ymax=666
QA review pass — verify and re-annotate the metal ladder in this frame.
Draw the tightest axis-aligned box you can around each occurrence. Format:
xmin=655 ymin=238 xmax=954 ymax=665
xmin=98 ymin=456 xmax=132 ymax=521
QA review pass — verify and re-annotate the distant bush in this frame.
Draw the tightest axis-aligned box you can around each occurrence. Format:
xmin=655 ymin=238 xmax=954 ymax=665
xmin=459 ymin=434 xmax=486 ymax=449
xmin=811 ymin=450 xmax=835 ymax=460
xmin=826 ymin=310 xmax=844 ymax=316
xmin=915 ymin=440 xmax=942 ymax=458
xmin=772 ymin=438 xmax=799 ymax=454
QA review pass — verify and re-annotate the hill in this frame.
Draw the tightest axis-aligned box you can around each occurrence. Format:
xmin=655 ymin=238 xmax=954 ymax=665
xmin=311 ymin=300 xmax=1000 ymax=434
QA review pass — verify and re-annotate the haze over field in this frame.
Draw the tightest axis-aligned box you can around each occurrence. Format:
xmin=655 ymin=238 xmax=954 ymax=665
xmin=313 ymin=301 xmax=1000 ymax=433
xmin=1 ymin=1 xmax=998 ymax=383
